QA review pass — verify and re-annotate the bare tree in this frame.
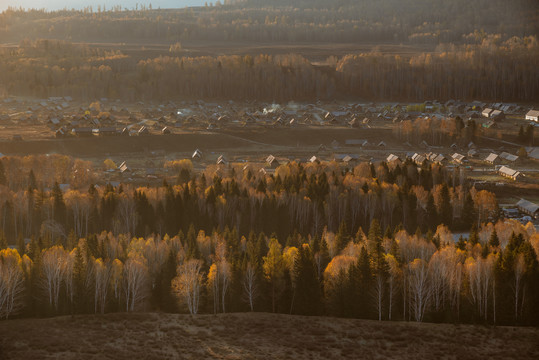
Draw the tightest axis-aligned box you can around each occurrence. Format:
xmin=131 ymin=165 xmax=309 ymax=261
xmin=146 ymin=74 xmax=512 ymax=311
xmin=242 ymin=262 xmax=259 ymax=312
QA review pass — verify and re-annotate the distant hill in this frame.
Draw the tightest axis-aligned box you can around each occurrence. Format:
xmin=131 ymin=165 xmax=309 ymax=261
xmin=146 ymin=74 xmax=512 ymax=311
xmin=0 ymin=1 xmax=206 ymax=12
xmin=0 ymin=0 xmax=536 ymax=44
xmin=1 ymin=312 xmax=538 ymax=359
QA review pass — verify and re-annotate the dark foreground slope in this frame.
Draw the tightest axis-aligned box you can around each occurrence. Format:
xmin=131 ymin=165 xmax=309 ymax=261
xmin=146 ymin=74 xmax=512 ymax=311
xmin=1 ymin=312 xmax=538 ymax=359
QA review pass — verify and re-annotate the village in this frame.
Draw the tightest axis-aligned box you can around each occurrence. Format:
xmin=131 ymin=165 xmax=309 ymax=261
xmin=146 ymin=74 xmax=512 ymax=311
xmin=0 ymin=96 xmax=538 ymax=225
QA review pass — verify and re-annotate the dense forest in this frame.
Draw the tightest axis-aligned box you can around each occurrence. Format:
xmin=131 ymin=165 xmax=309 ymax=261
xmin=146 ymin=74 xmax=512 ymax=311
xmin=0 ymin=37 xmax=537 ymax=101
xmin=0 ymin=0 xmax=536 ymax=44
xmin=2 ymin=156 xmax=536 ymax=326
xmin=0 ymin=155 xmax=498 ymax=242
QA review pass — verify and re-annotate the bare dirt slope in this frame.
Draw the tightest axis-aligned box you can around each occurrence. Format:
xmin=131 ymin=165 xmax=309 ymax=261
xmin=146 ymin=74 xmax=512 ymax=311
xmin=1 ymin=312 xmax=538 ymax=359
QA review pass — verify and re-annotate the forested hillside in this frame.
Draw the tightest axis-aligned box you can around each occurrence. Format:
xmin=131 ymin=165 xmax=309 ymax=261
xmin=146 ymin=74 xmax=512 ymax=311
xmin=0 ymin=37 xmax=537 ymax=101
xmin=0 ymin=0 xmax=536 ymax=43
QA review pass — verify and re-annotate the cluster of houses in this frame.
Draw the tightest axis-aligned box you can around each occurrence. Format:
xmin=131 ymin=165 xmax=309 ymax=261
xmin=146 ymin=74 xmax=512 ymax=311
xmin=1 ymin=97 xmax=537 ymax=141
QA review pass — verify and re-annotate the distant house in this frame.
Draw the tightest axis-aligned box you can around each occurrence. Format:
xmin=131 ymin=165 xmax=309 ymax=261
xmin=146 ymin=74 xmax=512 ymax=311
xmin=93 ymin=127 xmax=117 ymax=136
xmin=71 ymin=128 xmax=93 ymax=137
xmin=192 ymin=149 xmax=203 ymax=160
xmin=118 ymin=161 xmax=130 ymax=173
xmin=161 ymin=127 xmax=171 ymax=135
xmin=499 ymin=152 xmax=519 ymax=163
xmin=516 ymin=199 xmax=539 ymax=219
xmin=452 ymin=153 xmax=466 ymax=164
xmin=433 ymin=154 xmax=447 ymax=164
xmin=527 ymin=147 xmax=539 ymax=161
xmin=138 ymin=126 xmax=149 ymax=136
xmin=217 ymin=155 xmax=227 ymax=165
xmin=318 ymin=144 xmax=328 ymax=152
xmin=482 ymin=120 xmax=496 ymax=129
xmin=348 ymin=118 xmax=360 ymax=128
xmin=377 ymin=141 xmax=387 ymax=147
xmin=331 ymin=140 xmax=340 ymax=149
xmin=411 ymin=153 xmax=426 ymax=165
xmin=386 ymin=154 xmax=400 ymax=163
xmin=345 ymin=139 xmax=369 ymax=147
xmin=420 ymin=140 xmax=429 ymax=148
xmin=55 ymin=128 xmax=66 ymax=138
xmin=266 ymin=155 xmax=280 ymax=168
xmin=525 ymin=109 xmax=539 ymax=122
xmin=498 ymin=166 xmax=521 ymax=180
xmin=482 ymin=108 xmax=493 ymax=118
xmin=490 ymin=110 xmax=505 ymax=120
xmin=467 ymin=149 xmax=478 ymax=158
xmin=485 ymin=153 xmax=500 ymax=165
xmin=342 ymin=155 xmax=354 ymax=164
xmin=309 ymin=156 xmax=320 ymax=163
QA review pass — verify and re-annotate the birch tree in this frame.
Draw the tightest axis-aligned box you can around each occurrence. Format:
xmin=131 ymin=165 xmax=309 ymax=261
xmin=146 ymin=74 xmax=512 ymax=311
xmin=122 ymin=255 xmax=149 ymax=312
xmin=242 ymin=261 xmax=259 ymax=311
xmin=0 ymin=249 xmax=25 ymax=319
xmin=173 ymin=259 xmax=203 ymax=315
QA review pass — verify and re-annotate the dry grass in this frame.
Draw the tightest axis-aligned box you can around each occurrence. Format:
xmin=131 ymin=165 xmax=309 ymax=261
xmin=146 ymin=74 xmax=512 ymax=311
xmin=0 ymin=313 xmax=538 ymax=359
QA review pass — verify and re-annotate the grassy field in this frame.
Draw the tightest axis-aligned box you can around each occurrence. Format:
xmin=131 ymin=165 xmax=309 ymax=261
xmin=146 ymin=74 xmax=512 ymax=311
xmin=1 ymin=312 xmax=538 ymax=359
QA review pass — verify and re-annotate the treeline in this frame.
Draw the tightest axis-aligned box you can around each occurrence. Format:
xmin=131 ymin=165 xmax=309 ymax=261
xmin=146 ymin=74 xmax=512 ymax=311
xmin=0 ymin=0 xmax=536 ymax=44
xmin=1 ymin=218 xmax=538 ymax=326
xmin=0 ymin=155 xmax=499 ymax=246
xmin=393 ymin=117 xmax=478 ymax=146
xmin=0 ymin=37 xmax=537 ymax=101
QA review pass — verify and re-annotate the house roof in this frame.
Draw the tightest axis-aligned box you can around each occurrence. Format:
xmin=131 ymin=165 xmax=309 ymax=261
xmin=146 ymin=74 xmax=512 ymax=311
xmin=482 ymin=108 xmax=493 ymax=116
xmin=516 ymin=199 xmax=539 ymax=214
xmin=266 ymin=155 xmax=278 ymax=164
xmin=500 ymin=152 xmax=519 ymax=162
xmin=527 ymin=147 xmax=539 ymax=160
xmin=434 ymin=154 xmax=446 ymax=163
xmin=452 ymin=153 xmax=465 ymax=162
xmin=192 ymin=149 xmax=203 ymax=158
xmin=345 ymin=139 xmax=368 ymax=146
xmin=387 ymin=154 xmax=399 ymax=162
xmin=525 ymin=109 xmax=539 ymax=118
xmin=499 ymin=166 xmax=520 ymax=178
xmin=412 ymin=153 xmax=426 ymax=164
xmin=485 ymin=153 xmax=499 ymax=162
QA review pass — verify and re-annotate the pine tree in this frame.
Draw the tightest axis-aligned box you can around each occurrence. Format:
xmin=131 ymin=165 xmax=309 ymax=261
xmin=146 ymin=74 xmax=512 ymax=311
xmin=438 ymin=183 xmax=452 ymax=227
xmin=72 ymin=246 xmax=87 ymax=314
xmin=461 ymin=191 xmax=476 ymax=230
xmin=367 ymin=219 xmax=382 ymax=255
xmin=292 ymin=244 xmax=321 ymax=315
xmin=0 ymin=160 xmax=6 ymax=186
xmin=426 ymin=194 xmax=438 ymax=230
xmin=335 ymin=221 xmax=349 ymax=253
xmin=489 ymin=229 xmax=500 ymax=248
xmin=28 ymin=169 xmax=37 ymax=190
xmin=0 ymin=232 xmax=7 ymax=250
